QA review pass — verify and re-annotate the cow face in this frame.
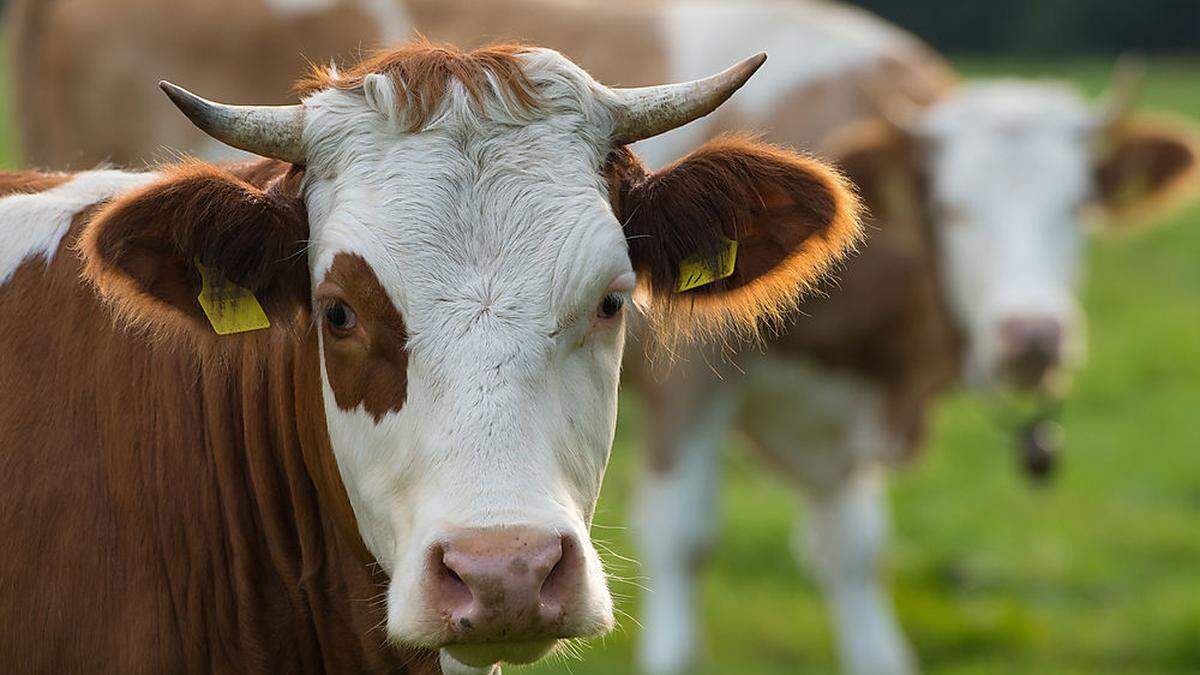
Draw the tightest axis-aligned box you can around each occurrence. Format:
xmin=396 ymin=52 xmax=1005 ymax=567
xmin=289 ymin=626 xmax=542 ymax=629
xmin=918 ymin=82 xmax=1097 ymax=390
xmin=83 ymin=44 xmax=862 ymax=670
xmin=833 ymin=69 xmax=1198 ymax=394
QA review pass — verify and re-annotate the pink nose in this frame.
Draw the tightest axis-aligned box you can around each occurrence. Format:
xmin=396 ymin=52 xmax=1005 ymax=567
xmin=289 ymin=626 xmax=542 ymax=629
xmin=998 ymin=316 xmax=1063 ymax=386
xmin=428 ymin=527 xmax=582 ymax=642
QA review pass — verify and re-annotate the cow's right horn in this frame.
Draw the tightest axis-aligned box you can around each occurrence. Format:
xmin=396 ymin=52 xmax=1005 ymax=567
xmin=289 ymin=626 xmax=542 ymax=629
xmin=160 ymin=82 xmax=306 ymax=165
xmin=608 ymin=53 xmax=767 ymax=145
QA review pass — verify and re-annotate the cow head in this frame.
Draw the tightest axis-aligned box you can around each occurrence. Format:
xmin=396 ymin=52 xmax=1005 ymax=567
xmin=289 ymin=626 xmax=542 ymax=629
xmin=79 ymin=43 xmax=861 ymax=670
xmin=832 ymin=62 xmax=1199 ymax=394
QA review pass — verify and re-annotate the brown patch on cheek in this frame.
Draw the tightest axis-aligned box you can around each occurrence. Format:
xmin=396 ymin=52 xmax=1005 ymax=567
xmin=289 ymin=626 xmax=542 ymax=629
xmin=321 ymin=253 xmax=409 ymax=422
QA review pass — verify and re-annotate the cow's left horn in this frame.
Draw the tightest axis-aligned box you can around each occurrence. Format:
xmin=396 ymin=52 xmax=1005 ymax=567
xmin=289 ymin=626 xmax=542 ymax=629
xmin=608 ymin=53 xmax=767 ymax=145
xmin=1095 ymin=55 xmax=1146 ymax=129
xmin=160 ymin=81 xmax=306 ymax=164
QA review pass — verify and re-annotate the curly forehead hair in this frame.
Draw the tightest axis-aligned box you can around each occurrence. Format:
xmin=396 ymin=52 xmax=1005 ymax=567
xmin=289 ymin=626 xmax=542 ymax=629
xmin=294 ymin=39 xmax=541 ymax=132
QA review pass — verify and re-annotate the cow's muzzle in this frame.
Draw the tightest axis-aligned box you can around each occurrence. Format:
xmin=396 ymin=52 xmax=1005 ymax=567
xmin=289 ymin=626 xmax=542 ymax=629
xmin=425 ymin=526 xmax=589 ymax=664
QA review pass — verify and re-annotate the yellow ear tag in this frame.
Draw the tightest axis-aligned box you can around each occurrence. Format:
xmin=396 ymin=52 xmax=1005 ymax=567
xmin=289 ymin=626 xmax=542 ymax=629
xmin=675 ymin=238 xmax=738 ymax=293
xmin=195 ymin=261 xmax=271 ymax=335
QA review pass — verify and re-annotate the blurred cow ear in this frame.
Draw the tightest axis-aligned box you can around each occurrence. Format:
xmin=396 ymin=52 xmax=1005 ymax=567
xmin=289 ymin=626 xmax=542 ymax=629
xmin=80 ymin=161 xmax=310 ymax=341
xmin=1094 ymin=114 xmax=1200 ymax=229
xmin=611 ymin=135 xmax=863 ymax=344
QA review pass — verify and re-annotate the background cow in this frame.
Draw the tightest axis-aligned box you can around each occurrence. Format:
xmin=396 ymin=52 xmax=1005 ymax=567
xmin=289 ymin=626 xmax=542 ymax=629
xmin=7 ymin=1 xmax=1200 ymax=674
xmin=0 ymin=41 xmax=864 ymax=673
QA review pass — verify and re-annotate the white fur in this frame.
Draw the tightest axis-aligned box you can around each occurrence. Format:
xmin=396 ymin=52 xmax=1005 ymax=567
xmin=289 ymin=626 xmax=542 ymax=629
xmin=262 ymin=0 xmax=339 ymax=17
xmin=354 ymin=0 xmax=412 ymax=43
xmin=919 ymin=82 xmax=1094 ymax=386
xmin=635 ymin=389 xmax=734 ymax=675
xmin=637 ymin=0 xmax=916 ymax=168
xmin=0 ymin=170 xmax=159 ymax=286
xmin=296 ymin=49 xmax=630 ymax=658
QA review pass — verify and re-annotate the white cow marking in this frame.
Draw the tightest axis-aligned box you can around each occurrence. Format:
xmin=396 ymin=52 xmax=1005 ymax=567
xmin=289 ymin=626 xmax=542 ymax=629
xmin=0 ymin=170 xmax=159 ymax=286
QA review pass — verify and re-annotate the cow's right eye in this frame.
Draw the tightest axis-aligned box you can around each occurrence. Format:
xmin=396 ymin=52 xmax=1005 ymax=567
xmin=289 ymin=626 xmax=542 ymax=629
xmin=325 ymin=302 xmax=357 ymax=336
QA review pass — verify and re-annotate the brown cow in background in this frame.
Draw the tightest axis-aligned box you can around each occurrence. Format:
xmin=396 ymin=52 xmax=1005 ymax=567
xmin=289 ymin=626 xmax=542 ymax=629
xmin=9 ymin=1 xmax=1200 ymax=674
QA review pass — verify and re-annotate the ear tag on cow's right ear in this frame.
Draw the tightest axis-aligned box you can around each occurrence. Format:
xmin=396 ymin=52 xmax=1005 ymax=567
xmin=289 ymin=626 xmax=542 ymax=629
xmin=675 ymin=238 xmax=738 ymax=293
xmin=195 ymin=261 xmax=271 ymax=335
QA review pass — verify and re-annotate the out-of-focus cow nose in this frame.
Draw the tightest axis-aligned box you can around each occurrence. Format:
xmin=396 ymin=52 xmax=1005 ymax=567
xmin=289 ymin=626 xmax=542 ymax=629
xmin=428 ymin=527 xmax=581 ymax=642
xmin=998 ymin=316 xmax=1063 ymax=387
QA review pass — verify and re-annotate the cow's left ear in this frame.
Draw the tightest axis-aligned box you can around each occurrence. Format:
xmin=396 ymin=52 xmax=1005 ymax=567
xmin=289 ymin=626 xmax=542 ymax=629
xmin=1094 ymin=114 xmax=1200 ymax=228
xmin=80 ymin=161 xmax=310 ymax=341
xmin=612 ymin=135 xmax=863 ymax=342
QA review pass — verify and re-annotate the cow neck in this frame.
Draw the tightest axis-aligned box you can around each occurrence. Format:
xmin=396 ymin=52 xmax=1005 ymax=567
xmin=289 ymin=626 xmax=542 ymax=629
xmin=199 ymin=163 xmax=436 ymax=672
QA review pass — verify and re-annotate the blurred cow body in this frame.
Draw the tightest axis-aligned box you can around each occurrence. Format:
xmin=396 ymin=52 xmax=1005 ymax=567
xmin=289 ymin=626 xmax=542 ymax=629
xmin=9 ymin=2 xmax=1200 ymax=674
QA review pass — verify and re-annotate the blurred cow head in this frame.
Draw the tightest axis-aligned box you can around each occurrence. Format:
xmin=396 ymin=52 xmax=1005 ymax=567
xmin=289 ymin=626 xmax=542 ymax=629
xmin=83 ymin=43 xmax=861 ymax=671
xmin=832 ymin=61 xmax=1199 ymax=393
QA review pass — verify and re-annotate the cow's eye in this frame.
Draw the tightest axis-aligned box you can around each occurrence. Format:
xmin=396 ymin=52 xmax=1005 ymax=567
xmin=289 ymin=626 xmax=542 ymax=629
xmin=597 ymin=293 xmax=624 ymax=319
xmin=325 ymin=302 xmax=357 ymax=336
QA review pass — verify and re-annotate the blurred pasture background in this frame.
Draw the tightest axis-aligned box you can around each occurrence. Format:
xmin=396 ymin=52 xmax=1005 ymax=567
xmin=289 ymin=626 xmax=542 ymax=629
xmin=0 ymin=2 xmax=1197 ymax=673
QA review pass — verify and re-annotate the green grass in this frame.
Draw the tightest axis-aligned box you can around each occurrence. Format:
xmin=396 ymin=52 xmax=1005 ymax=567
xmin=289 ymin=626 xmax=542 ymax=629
xmin=3 ymin=57 xmax=1195 ymax=674
xmin=524 ymin=57 xmax=1200 ymax=675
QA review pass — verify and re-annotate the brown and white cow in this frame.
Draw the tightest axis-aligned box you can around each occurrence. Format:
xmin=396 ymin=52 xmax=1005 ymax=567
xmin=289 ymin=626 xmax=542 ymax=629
xmin=11 ymin=1 xmax=1200 ymax=674
xmin=618 ymin=6 xmax=1200 ymax=675
xmin=0 ymin=42 xmax=864 ymax=673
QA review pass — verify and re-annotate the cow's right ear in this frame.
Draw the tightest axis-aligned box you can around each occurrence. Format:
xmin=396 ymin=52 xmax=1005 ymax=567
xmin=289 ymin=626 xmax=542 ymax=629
xmin=611 ymin=135 xmax=863 ymax=344
xmin=80 ymin=162 xmax=310 ymax=339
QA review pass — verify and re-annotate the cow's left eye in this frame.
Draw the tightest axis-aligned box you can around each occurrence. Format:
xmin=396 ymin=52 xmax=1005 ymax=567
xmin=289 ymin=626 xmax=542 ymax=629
xmin=325 ymin=301 xmax=358 ymax=337
xmin=597 ymin=293 xmax=624 ymax=319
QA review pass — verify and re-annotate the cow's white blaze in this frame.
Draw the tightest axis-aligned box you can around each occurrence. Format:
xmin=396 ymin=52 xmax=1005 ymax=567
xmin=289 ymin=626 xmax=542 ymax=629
xmin=300 ymin=49 xmax=627 ymax=652
xmin=919 ymin=82 xmax=1095 ymax=388
xmin=0 ymin=170 xmax=159 ymax=286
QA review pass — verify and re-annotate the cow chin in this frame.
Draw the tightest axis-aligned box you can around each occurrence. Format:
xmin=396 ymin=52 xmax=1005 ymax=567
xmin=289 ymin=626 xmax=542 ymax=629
xmin=443 ymin=640 xmax=558 ymax=669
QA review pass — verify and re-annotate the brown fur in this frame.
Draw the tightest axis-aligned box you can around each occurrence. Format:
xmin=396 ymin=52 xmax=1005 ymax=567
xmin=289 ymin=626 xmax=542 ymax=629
xmin=319 ymin=253 xmax=410 ymax=422
xmin=295 ymin=39 xmax=539 ymax=132
xmin=8 ymin=0 xmax=383 ymax=169
xmin=1096 ymin=113 xmax=1200 ymax=228
xmin=0 ymin=165 xmax=435 ymax=673
xmin=0 ymin=170 xmax=72 ymax=196
xmin=771 ymin=120 xmax=962 ymax=458
xmin=614 ymin=135 xmax=863 ymax=347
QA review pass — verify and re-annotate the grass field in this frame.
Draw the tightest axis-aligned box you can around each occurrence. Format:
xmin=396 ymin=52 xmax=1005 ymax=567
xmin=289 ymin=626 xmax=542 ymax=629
xmin=3 ymin=57 xmax=1196 ymax=674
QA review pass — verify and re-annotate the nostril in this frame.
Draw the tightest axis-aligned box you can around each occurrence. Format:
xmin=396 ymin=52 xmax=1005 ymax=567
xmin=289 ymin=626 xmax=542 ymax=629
xmin=430 ymin=544 xmax=474 ymax=615
xmin=539 ymin=535 xmax=580 ymax=612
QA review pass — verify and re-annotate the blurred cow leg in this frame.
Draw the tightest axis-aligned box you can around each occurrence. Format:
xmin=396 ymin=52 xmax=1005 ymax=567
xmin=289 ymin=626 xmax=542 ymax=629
xmin=804 ymin=466 xmax=913 ymax=675
xmin=631 ymin=354 xmax=734 ymax=675
xmin=739 ymin=356 xmax=915 ymax=675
